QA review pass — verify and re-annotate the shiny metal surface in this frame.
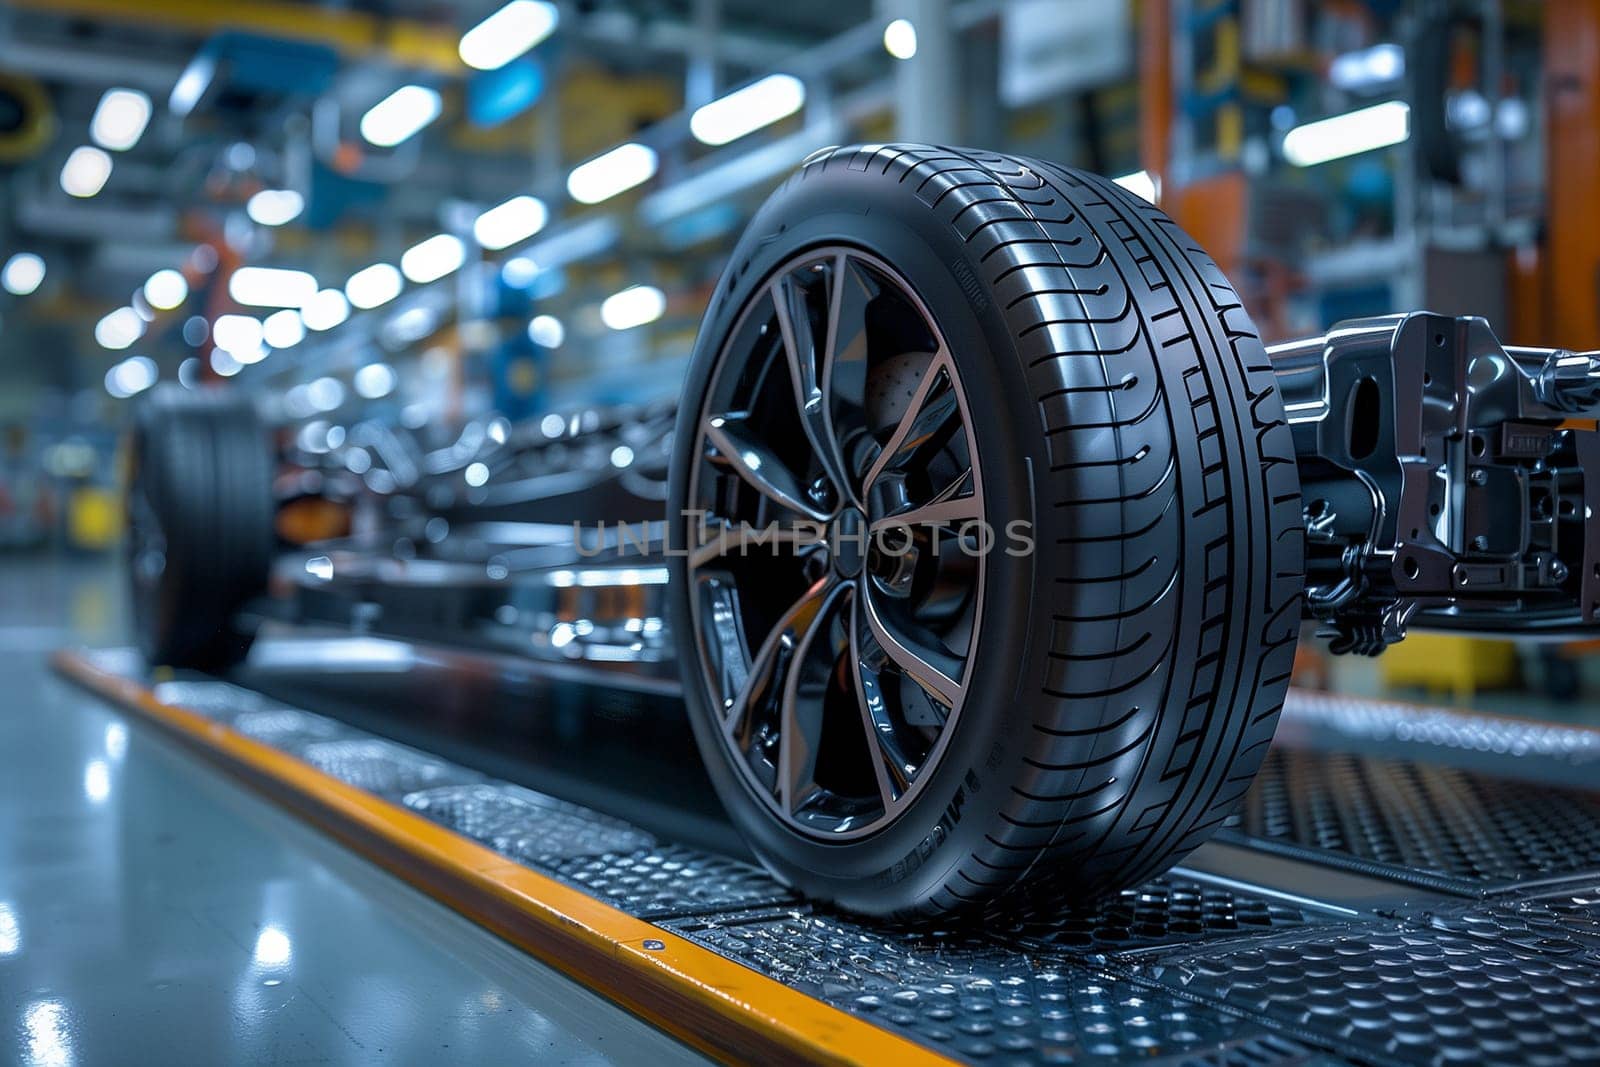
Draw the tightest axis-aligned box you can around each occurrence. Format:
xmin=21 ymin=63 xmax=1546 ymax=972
xmin=0 ymin=556 xmax=706 ymax=1066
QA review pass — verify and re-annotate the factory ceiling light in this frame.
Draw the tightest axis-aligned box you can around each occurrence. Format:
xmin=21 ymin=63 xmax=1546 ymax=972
xmin=528 ymin=314 xmax=564 ymax=348
xmin=353 ymin=362 xmax=398 ymax=399
xmin=95 ymin=306 xmax=144 ymax=350
xmin=90 ymin=88 xmax=152 ymax=152
xmin=61 ymin=146 xmax=113 ymax=198
xmin=1 ymin=253 xmax=45 ymax=296
xmin=262 ymin=308 xmax=305 ymax=350
xmin=689 ymin=74 xmax=806 ymax=147
xmin=212 ymin=314 xmax=267 ymax=363
xmin=345 ymin=263 xmax=403 ymax=309
xmin=1329 ymin=43 xmax=1405 ymax=91
xmin=401 ymin=234 xmax=466 ymax=284
xmin=301 ymin=288 xmax=351 ymax=331
xmin=600 ymin=285 xmax=665 ymax=331
xmin=473 ymin=195 xmax=547 ymax=250
xmin=1283 ymin=101 xmax=1410 ymax=167
xmin=459 ymin=1 xmax=558 ymax=71
xmin=567 ymin=143 xmax=657 ymax=205
xmin=142 ymin=268 xmax=188 ymax=311
xmin=229 ymin=267 xmax=319 ymax=308
xmin=360 ymin=85 xmax=441 ymax=148
xmin=247 ymin=189 xmax=304 ymax=227
xmin=104 ymin=356 xmax=157 ymax=398
xmin=883 ymin=18 xmax=918 ymax=60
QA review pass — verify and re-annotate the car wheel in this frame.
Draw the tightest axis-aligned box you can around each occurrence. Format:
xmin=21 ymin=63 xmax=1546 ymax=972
xmin=127 ymin=390 xmax=275 ymax=670
xmin=666 ymin=144 xmax=1303 ymax=917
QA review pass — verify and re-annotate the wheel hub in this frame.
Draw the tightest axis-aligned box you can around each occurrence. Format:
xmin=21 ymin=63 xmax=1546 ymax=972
xmin=831 ymin=507 xmax=866 ymax=578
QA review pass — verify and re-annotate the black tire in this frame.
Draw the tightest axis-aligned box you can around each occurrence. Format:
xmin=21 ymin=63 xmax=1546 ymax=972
xmin=126 ymin=390 xmax=275 ymax=670
xmin=667 ymin=144 xmax=1303 ymax=917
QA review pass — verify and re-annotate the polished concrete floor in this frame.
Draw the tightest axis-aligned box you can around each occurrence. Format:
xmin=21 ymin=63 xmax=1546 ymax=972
xmin=0 ymin=554 xmax=705 ymax=1066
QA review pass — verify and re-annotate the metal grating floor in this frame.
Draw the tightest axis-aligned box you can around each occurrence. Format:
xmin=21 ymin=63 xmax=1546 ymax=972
xmin=1136 ymin=924 xmax=1600 ymax=1066
xmin=659 ymin=909 xmax=1325 ymax=1065
xmin=1221 ymin=747 xmax=1600 ymax=894
xmin=990 ymin=874 xmax=1315 ymax=956
xmin=88 ymin=669 xmax=1600 ymax=1065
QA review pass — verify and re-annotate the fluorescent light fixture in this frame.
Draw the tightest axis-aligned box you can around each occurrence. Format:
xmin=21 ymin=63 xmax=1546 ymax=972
xmin=229 ymin=266 xmax=318 ymax=308
xmin=690 ymin=74 xmax=805 ymax=147
xmin=142 ymin=268 xmax=188 ymax=311
xmin=301 ymin=288 xmax=350 ymax=331
xmin=884 ymin=18 xmax=918 ymax=60
xmin=600 ymin=284 xmax=665 ymax=331
xmin=1283 ymin=100 xmax=1410 ymax=167
xmin=308 ymin=377 xmax=346 ymax=412
xmin=401 ymin=233 xmax=466 ymax=284
xmin=210 ymin=347 xmax=243 ymax=377
xmin=354 ymin=362 xmax=397 ymax=399
xmin=459 ymin=1 xmax=558 ymax=71
xmin=61 ymin=146 xmax=113 ymax=198
xmin=104 ymin=355 xmax=158 ymax=398
xmin=247 ymin=189 xmax=304 ymax=227
xmin=1329 ymin=43 xmax=1404 ymax=91
xmin=501 ymin=256 xmax=538 ymax=288
xmin=474 ymin=195 xmax=547 ymax=250
xmin=345 ymin=263 xmax=403 ymax=309
xmin=212 ymin=314 xmax=265 ymax=362
xmin=360 ymin=85 xmax=441 ymax=148
xmin=1113 ymin=170 xmax=1157 ymax=203
xmin=567 ymin=143 xmax=657 ymax=205
xmin=169 ymin=54 xmax=215 ymax=117
xmin=262 ymin=308 xmax=305 ymax=349
xmin=528 ymin=314 xmax=564 ymax=348
xmin=95 ymin=306 xmax=144 ymax=350
xmin=90 ymin=88 xmax=152 ymax=151
xmin=1 ymin=253 xmax=45 ymax=296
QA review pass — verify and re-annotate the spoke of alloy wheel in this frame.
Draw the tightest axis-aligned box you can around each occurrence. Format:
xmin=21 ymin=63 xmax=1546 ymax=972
xmin=861 ymin=350 xmax=957 ymax=494
xmin=848 ymin=594 xmax=910 ymax=813
xmin=688 ymin=520 xmax=827 ymax=569
xmin=869 ymin=489 xmax=983 ymax=539
xmin=723 ymin=575 xmax=836 ymax=749
xmin=772 ymin=269 xmax=856 ymax=507
xmin=859 ymin=586 xmax=963 ymax=710
xmin=703 ymin=414 xmax=828 ymax=521
xmin=777 ymin=581 xmax=850 ymax=814
xmin=821 ymin=254 xmax=874 ymax=490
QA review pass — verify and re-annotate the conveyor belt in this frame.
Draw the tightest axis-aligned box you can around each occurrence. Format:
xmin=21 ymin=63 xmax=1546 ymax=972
xmin=56 ymin=648 xmax=1600 ymax=1066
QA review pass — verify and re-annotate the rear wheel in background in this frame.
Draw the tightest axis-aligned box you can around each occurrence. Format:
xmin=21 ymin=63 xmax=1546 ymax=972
xmin=127 ymin=390 xmax=275 ymax=670
xmin=667 ymin=144 xmax=1304 ymax=918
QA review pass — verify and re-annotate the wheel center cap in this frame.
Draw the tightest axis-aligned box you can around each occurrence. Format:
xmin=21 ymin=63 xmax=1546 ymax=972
xmin=832 ymin=507 xmax=866 ymax=578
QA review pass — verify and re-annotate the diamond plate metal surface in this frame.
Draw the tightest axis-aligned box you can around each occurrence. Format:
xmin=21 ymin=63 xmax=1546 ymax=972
xmin=544 ymin=845 xmax=793 ymax=919
xmin=152 ymin=680 xmax=290 ymax=718
xmin=1422 ymin=888 xmax=1600 ymax=960
xmin=1224 ymin=748 xmax=1600 ymax=892
xmin=1141 ymin=925 xmax=1600 ymax=1066
xmin=993 ymin=874 xmax=1315 ymax=955
xmin=228 ymin=707 xmax=351 ymax=748
xmin=403 ymin=783 xmax=656 ymax=862
xmin=299 ymin=738 xmax=477 ymax=796
xmin=1282 ymin=689 xmax=1600 ymax=764
xmin=662 ymin=910 xmax=1317 ymax=1064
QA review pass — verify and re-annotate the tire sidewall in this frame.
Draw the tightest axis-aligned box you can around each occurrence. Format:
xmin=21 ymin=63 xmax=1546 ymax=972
xmin=667 ymin=163 xmax=1045 ymax=911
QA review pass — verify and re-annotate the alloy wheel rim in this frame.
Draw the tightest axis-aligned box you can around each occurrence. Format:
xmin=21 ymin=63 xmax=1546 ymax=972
xmin=685 ymin=247 xmax=986 ymax=840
